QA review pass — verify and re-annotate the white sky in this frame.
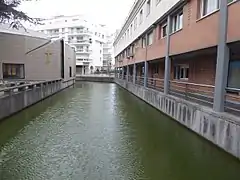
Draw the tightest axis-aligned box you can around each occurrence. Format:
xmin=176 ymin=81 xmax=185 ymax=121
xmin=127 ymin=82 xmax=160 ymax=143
xmin=20 ymin=0 xmax=135 ymax=32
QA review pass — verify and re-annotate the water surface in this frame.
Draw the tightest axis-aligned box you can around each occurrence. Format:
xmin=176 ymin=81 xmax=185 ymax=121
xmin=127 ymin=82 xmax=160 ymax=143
xmin=0 ymin=82 xmax=239 ymax=180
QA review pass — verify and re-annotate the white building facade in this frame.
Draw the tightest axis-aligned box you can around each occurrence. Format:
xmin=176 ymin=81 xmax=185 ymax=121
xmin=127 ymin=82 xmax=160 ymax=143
xmin=35 ymin=15 xmax=112 ymax=75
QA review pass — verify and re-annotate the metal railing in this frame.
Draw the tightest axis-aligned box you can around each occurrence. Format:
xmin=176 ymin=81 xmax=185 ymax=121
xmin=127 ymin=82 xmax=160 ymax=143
xmin=169 ymin=81 xmax=215 ymax=107
xmin=0 ymin=79 xmax=62 ymax=98
xmin=147 ymin=77 xmax=164 ymax=92
xmin=116 ymin=76 xmax=240 ymax=116
xmin=135 ymin=76 xmax=144 ymax=86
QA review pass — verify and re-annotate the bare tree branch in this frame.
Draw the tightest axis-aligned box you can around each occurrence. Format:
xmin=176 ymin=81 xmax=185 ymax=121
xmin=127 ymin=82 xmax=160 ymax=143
xmin=0 ymin=0 xmax=40 ymax=29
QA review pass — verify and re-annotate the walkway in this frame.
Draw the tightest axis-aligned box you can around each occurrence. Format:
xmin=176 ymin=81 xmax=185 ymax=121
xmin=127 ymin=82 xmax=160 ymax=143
xmin=0 ymin=82 xmax=239 ymax=180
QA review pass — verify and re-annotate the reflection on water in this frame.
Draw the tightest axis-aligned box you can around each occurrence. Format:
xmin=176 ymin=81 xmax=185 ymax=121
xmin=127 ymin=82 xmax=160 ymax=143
xmin=0 ymin=82 xmax=239 ymax=180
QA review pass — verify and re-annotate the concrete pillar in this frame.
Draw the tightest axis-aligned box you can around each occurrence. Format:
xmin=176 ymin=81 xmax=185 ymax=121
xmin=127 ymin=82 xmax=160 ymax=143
xmin=126 ymin=65 xmax=129 ymax=82
xmin=213 ymin=0 xmax=229 ymax=112
xmin=0 ymin=62 xmax=2 ymax=80
xmin=133 ymin=63 xmax=136 ymax=84
xmin=122 ymin=67 xmax=124 ymax=80
xmin=164 ymin=15 xmax=171 ymax=94
xmin=144 ymin=61 xmax=148 ymax=87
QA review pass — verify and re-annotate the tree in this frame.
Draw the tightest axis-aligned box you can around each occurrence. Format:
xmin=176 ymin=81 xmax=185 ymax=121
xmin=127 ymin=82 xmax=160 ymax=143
xmin=0 ymin=0 xmax=39 ymax=29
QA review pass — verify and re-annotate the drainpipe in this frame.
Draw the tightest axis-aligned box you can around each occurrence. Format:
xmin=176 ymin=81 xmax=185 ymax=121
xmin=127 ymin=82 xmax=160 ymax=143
xmin=213 ymin=0 xmax=229 ymax=112
xmin=144 ymin=35 xmax=148 ymax=87
xmin=126 ymin=65 xmax=129 ymax=82
xmin=133 ymin=63 xmax=136 ymax=84
xmin=164 ymin=15 xmax=171 ymax=95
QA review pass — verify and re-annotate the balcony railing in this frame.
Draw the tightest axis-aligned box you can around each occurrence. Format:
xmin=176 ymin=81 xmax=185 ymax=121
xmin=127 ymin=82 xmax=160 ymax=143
xmin=117 ymin=76 xmax=240 ymax=116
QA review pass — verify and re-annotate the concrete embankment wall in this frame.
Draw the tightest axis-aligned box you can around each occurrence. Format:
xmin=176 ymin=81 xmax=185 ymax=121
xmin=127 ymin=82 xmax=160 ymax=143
xmin=115 ymin=78 xmax=240 ymax=159
xmin=0 ymin=79 xmax=75 ymax=120
xmin=76 ymin=76 xmax=114 ymax=83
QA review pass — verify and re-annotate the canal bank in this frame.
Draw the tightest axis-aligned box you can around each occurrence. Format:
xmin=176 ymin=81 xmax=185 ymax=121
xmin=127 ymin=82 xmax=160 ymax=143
xmin=115 ymin=78 xmax=240 ymax=160
xmin=0 ymin=82 xmax=240 ymax=180
xmin=0 ymin=78 xmax=75 ymax=121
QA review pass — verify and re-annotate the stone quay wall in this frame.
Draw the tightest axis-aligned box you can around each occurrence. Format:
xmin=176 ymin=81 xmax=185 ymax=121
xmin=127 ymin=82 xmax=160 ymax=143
xmin=0 ymin=78 xmax=75 ymax=120
xmin=115 ymin=78 xmax=240 ymax=159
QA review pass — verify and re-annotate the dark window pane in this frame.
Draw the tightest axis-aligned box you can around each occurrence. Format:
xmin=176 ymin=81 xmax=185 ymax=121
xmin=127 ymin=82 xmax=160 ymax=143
xmin=228 ymin=60 xmax=240 ymax=89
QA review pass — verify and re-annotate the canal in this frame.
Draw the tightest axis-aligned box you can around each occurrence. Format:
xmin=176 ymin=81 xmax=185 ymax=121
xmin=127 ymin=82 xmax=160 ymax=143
xmin=0 ymin=82 xmax=239 ymax=180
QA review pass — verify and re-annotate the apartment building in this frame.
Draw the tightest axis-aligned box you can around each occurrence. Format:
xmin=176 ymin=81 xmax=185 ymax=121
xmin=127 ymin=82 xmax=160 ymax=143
xmin=0 ymin=24 xmax=76 ymax=81
xmin=114 ymin=0 xmax=240 ymax=114
xmin=35 ymin=15 xmax=112 ymax=74
xmin=103 ymin=33 xmax=115 ymax=71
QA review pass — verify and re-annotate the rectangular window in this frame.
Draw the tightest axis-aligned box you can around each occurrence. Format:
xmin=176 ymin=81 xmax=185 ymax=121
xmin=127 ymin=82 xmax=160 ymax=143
xmin=227 ymin=60 xmax=240 ymax=89
xmin=130 ymin=24 xmax=133 ymax=36
xmin=171 ymin=11 xmax=183 ymax=33
xmin=147 ymin=31 xmax=153 ymax=46
xmin=146 ymin=0 xmax=151 ymax=16
xmin=3 ymin=63 xmax=25 ymax=79
xmin=174 ymin=65 xmax=189 ymax=80
xmin=139 ymin=10 xmax=143 ymax=24
xmin=134 ymin=18 xmax=137 ymax=30
xmin=142 ymin=37 xmax=146 ymax=48
xmin=69 ymin=67 xmax=72 ymax=77
xmin=161 ymin=23 xmax=167 ymax=38
xmin=200 ymin=0 xmax=219 ymax=17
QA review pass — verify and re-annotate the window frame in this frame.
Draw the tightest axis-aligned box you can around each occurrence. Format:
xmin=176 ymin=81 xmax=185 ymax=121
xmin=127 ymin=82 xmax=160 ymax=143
xmin=174 ymin=64 xmax=189 ymax=80
xmin=161 ymin=22 xmax=167 ymax=38
xmin=200 ymin=0 xmax=219 ymax=18
xmin=2 ymin=63 xmax=25 ymax=79
xmin=139 ymin=9 xmax=143 ymax=25
xmin=171 ymin=11 xmax=183 ymax=33
xmin=147 ymin=31 xmax=154 ymax=46
xmin=146 ymin=0 xmax=151 ymax=16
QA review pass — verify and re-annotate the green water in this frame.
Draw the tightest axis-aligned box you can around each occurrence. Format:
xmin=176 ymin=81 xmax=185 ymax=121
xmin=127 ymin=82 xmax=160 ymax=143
xmin=0 ymin=82 xmax=239 ymax=180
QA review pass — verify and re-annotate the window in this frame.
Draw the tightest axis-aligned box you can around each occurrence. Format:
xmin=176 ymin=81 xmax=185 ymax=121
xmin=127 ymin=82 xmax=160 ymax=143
xmin=200 ymin=0 xmax=219 ymax=17
xmin=146 ymin=0 xmax=151 ymax=16
xmin=172 ymin=11 xmax=183 ymax=33
xmin=134 ymin=18 xmax=137 ymax=30
xmin=227 ymin=60 xmax=240 ymax=89
xmin=161 ymin=23 xmax=167 ymax=38
xmin=139 ymin=10 xmax=143 ymax=24
xmin=69 ymin=67 xmax=72 ymax=77
xmin=102 ymin=35 xmax=104 ymax=38
xmin=147 ymin=31 xmax=153 ymax=46
xmin=130 ymin=24 xmax=133 ymax=36
xmin=100 ymin=50 xmax=102 ymax=54
xmin=174 ymin=65 xmax=189 ymax=80
xmin=142 ymin=37 xmax=146 ymax=48
xmin=3 ymin=63 xmax=25 ymax=79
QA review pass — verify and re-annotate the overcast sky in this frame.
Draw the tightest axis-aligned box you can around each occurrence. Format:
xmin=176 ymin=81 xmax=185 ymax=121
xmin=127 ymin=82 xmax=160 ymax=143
xmin=20 ymin=0 xmax=135 ymax=32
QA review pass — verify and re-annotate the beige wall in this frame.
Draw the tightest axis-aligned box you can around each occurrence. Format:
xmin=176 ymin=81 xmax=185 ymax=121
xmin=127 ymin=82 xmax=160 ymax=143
xmin=0 ymin=31 xmax=76 ymax=81
xmin=64 ymin=43 xmax=76 ymax=80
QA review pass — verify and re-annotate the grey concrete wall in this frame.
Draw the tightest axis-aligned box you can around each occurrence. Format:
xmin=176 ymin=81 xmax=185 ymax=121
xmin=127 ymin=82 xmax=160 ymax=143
xmin=115 ymin=78 xmax=240 ymax=159
xmin=0 ymin=79 xmax=75 ymax=120
xmin=76 ymin=76 xmax=114 ymax=83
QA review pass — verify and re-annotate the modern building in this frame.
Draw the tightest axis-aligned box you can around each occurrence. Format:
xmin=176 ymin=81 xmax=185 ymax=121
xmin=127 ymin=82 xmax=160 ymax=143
xmin=0 ymin=24 xmax=76 ymax=81
xmin=114 ymin=0 xmax=240 ymax=114
xmin=35 ymin=15 xmax=113 ymax=75
xmin=103 ymin=33 xmax=115 ymax=71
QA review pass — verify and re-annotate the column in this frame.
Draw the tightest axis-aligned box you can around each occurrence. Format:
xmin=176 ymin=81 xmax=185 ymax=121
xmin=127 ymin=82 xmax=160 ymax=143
xmin=126 ymin=65 xmax=129 ymax=82
xmin=122 ymin=67 xmax=124 ymax=80
xmin=133 ymin=63 xmax=136 ymax=84
xmin=213 ymin=0 xmax=229 ymax=112
xmin=0 ymin=62 xmax=2 ymax=80
xmin=164 ymin=15 xmax=171 ymax=94
xmin=144 ymin=61 xmax=148 ymax=87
